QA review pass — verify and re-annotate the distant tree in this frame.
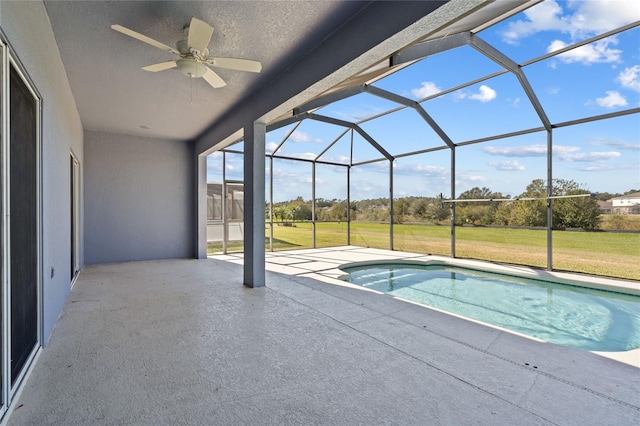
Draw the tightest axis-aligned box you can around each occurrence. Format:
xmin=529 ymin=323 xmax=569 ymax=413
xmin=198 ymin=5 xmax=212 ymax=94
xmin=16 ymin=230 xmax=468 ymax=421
xmin=412 ymin=198 xmax=430 ymax=219
xmin=493 ymin=202 xmax=512 ymax=225
xmin=457 ymin=187 xmax=501 ymax=225
xmin=428 ymin=202 xmax=450 ymax=222
xmin=329 ymin=201 xmax=347 ymax=221
xmin=509 ymin=179 xmax=547 ymax=227
xmin=504 ymin=178 xmax=600 ymax=229
xmin=394 ymin=198 xmax=409 ymax=223
xmin=273 ymin=206 xmax=287 ymax=222
xmin=458 ymin=187 xmax=494 ymax=204
xmin=551 ymin=179 xmax=600 ymax=229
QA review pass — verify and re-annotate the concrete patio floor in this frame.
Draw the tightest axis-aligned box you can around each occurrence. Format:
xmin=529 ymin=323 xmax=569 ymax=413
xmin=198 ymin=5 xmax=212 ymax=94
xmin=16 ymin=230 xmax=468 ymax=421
xmin=7 ymin=247 xmax=640 ymax=425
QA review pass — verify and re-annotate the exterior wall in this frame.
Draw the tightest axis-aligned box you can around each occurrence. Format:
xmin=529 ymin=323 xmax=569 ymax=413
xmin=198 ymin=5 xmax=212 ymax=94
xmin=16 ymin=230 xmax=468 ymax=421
xmin=0 ymin=1 xmax=84 ymax=344
xmin=612 ymin=195 xmax=640 ymax=207
xmin=84 ymin=130 xmax=194 ymax=264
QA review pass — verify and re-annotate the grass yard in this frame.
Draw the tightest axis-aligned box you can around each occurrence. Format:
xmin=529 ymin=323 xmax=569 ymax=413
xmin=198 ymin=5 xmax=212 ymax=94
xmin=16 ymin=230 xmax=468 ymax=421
xmin=208 ymin=221 xmax=640 ymax=280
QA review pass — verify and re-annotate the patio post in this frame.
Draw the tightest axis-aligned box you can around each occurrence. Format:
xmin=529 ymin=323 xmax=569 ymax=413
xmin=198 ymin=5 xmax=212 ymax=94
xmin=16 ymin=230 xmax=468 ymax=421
xmin=196 ymin=154 xmax=208 ymax=258
xmin=389 ymin=159 xmax=394 ymax=251
xmin=243 ymin=121 xmax=266 ymax=287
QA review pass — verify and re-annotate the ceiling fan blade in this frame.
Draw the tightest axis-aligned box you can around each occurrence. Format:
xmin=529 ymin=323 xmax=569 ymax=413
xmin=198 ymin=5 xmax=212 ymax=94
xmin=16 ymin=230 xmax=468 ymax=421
xmin=207 ymin=57 xmax=262 ymax=73
xmin=142 ymin=61 xmax=178 ymax=72
xmin=111 ymin=24 xmax=179 ymax=55
xmin=202 ymin=67 xmax=227 ymax=88
xmin=188 ymin=17 xmax=214 ymax=55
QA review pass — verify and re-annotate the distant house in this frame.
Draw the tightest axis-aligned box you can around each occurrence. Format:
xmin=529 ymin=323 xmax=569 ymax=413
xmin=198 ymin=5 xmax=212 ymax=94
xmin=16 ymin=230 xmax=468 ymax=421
xmin=610 ymin=192 xmax=640 ymax=214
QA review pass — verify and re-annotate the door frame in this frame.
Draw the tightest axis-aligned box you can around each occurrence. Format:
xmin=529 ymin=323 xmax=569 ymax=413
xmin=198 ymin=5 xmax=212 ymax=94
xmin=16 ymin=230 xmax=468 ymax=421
xmin=0 ymin=31 xmax=43 ymax=414
xmin=70 ymin=152 xmax=80 ymax=286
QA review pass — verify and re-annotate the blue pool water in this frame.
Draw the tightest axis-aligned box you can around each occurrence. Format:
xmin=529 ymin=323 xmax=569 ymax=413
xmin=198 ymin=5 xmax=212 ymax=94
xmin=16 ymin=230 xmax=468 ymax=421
xmin=340 ymin=263 xmax=640 ymax=352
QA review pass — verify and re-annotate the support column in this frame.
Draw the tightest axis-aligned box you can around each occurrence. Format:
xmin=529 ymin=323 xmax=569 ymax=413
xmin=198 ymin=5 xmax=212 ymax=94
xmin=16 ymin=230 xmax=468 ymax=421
xmin=196 ymin=154 xmax=208 ymax=258
xmin=389 ymin=159 xmax=394 ymax=251
xmin=450 ymin=146 xmax=456 ymax=258
xmin=269 ymin=156 xmax=274 ymax=252
xmin=312 ymin=162 xmax=316 ymax=249
xmin=347 ymin=166 xmax=351 ymax=246
xmin=244 ymin=121 xmax=266 ymax=287
xmin=546 ymin=130 xmax=553 ymax=270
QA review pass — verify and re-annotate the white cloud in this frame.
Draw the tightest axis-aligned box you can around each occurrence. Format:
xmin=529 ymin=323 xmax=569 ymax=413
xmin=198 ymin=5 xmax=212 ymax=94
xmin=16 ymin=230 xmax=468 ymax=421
xmin=591 ymin=138 xmax=640 ymax=151
xmin=501 ymin=0 xmax=640 ymax=44
xmin=595 ymin=91 xmax=627 ymax=108
xmin=321 ymin=154 xmax=351 ymax=164
xmin=560 ymin=151 xmax=621 ymax=162
xmin=573 ymin=164 xmax=618 ymax=172
xmin=457 ymin=174 xmax=488 ymax=184
xmin=508 ymin=97 xmax=521 ymax=107
xmin=482 ymin=144 xmax=620 ymax=162
xmin=290 ymin=130 xmax=322 ymax=143
xmin=567 ymin=0 xmax=640 ymax=38
xmin=411 ymin=81 xmax=442 ymax=99
xmin=483 ymin=144 xmax=548 ymax=157
xmin=456 ymin=85 xmax=496 ymax=103
xmin=501 ymin=0 xmax=569 ymax=44
xmin=286 ymin=152 xmax=317 ymax=161
xmin=488 ymin=160 xmax=526 ymax=171
xmin=394 ymin=163 xmax=449 ymax=177
xmin=265 ymin=141 xmax=278 ymax=153
xmin=553 ymin=145 xmax=582 ymax=158
xmin=547 ymin=37 xmax=622 ymax=65
xmin=616 ymin=65 xmax=640 ymax=93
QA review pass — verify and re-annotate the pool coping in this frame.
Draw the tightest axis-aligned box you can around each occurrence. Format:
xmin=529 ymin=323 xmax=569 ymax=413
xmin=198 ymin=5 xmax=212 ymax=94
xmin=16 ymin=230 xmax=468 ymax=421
xmin=336 ymin=258 xmax=640 ymax=296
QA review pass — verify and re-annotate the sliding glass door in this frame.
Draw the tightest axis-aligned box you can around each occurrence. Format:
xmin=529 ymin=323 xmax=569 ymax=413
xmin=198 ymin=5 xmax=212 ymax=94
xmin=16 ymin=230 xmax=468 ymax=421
xmin=8 ymin=63 xmax=39 ymax=386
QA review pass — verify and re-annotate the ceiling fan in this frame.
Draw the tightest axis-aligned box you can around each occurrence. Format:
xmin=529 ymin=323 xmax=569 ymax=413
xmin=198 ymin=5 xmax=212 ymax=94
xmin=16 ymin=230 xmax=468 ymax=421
xmin=111 ymin=17 xmax=262 ymax=88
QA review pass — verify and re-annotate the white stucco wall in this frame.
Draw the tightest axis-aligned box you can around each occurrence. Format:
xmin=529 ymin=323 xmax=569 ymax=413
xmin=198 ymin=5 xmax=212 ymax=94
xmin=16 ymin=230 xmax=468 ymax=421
xmin=84 ymin=130 xmax=194 ymax=264
xmin=612 ymin=195 xmax=640 ymax=207
xmin=0 ymin=1 xmax=84 ymax=344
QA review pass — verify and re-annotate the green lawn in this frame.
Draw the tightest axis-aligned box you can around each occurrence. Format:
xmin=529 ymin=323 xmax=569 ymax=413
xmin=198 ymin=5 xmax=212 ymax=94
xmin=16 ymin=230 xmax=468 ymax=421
xmin=208 ymin=221 xmax=640 ymax=280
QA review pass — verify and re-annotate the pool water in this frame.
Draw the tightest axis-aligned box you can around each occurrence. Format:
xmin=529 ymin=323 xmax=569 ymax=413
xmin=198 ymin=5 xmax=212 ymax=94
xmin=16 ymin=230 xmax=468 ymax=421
xmin=340 ymin=263 xmax=640 ymax=352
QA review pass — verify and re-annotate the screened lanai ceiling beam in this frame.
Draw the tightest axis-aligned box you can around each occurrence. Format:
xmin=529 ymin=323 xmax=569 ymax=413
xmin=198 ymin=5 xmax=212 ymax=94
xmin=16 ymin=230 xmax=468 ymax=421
xmin=365 ymin=85 xmax=455 ymax=149
xmin=266 ymin=111 xmax=311 ymax=132
xmin=270 ymin=120 xmax=303 ymax=156
xmin=315 ymin=127 xmax=350 ymax=162
xmin=390 ymin=32 xmax=471 ymax=66
xmin=307 ymin=113 xmax=394 ymax=162
xmin=469 ymin=34 xmax=551 ymax=131
xmin=293 ymin=85 xmax=368 ymax=116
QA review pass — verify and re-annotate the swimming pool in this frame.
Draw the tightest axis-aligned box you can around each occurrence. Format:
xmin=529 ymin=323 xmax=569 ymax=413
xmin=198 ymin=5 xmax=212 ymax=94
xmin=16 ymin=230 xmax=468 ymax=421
xmin=339 ymin=262 xmax=640 ymax=352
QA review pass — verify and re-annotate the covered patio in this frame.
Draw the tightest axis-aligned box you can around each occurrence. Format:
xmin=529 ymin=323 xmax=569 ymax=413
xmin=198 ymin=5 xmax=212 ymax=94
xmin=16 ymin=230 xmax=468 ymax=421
xmin=9 ymin=250 xmax=639 ymax=425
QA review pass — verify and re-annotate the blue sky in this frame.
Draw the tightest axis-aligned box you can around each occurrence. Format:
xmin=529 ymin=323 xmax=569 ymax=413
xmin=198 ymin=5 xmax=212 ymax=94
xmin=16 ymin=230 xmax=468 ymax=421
xmin=209 ymin=0 xmax=640 ymax=202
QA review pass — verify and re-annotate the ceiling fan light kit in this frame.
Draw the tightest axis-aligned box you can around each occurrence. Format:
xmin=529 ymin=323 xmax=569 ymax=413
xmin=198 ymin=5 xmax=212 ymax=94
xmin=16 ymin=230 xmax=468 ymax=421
xmin=111 ymin=17 xmax=261 ymax=88
xmin=176 ymin=59 xmax=207 ymax=78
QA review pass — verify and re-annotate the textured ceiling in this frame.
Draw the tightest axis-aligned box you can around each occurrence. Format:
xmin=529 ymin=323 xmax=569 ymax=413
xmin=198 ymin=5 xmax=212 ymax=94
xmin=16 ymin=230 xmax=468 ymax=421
xmin=43 ymin=1 xmax=369 ymax=140
xmin=44 ymin=1 xmax=534 ymax=142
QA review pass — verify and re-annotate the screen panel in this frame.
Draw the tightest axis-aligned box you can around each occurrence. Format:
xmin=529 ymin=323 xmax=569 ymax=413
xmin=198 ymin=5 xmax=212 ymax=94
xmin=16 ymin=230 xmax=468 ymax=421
xmin=9 ymin=65 xmax=38 ymax=384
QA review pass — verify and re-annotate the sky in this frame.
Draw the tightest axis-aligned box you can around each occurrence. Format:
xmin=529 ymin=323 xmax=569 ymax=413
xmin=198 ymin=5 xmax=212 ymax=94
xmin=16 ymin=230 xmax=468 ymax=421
xmin=209 ymin=0 xmax=640 ymax=202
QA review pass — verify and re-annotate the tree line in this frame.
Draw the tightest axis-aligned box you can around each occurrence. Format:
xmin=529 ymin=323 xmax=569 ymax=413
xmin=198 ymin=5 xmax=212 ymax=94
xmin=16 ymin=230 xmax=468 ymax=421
xmin=269 ymin=179 xmax=637 ymax=230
